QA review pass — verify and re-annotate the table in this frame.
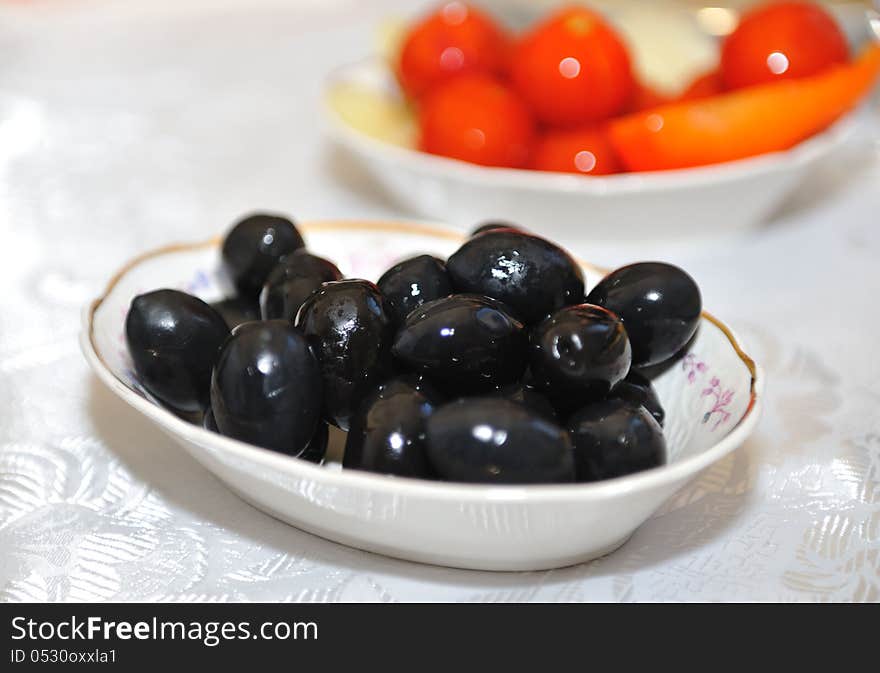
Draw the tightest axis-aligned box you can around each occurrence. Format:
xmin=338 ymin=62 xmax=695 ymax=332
xmin=1 ymin=0 xmax=878 ymax=602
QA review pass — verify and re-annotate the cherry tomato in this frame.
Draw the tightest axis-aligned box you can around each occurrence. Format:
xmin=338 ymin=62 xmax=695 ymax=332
xmin=630 ymin=81 xmax=670 ymax=111
xmin=510 ymin=7 xmax=635 ymax=127
xmin=677 ymin=69 xmax=724 ymax=102
xmin=397 ymin=2 xmax=510 ymax=100
xmin=531 ymin=127 xmax=621 ymax=175
xmin=418 ymin=74 xmax=535 ymax=168
xmin=721 ymin=1 xmax=848 ymax=90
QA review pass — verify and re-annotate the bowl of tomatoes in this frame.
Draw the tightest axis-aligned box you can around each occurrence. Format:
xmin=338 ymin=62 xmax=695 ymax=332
xmin=324 ymin=1 xmax=879 ymax=244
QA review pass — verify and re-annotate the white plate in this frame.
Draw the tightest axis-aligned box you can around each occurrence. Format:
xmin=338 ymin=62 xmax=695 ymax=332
xmin=323 ymin=58 xmax=859 ymax=246
xmin=80 ymin=219 xmax=764 ymax=571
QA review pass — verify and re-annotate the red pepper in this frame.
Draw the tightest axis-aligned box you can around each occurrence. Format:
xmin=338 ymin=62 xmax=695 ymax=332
xmin=608 ymin=44 xmax=880 ymax=172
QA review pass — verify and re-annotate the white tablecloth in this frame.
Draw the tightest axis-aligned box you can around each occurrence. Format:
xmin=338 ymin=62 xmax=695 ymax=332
xmin=1 ymin=0 xmax=878 ymax=602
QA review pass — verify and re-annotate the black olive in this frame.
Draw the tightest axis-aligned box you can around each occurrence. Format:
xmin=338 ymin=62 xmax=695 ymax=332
xmin=297 ymin=422 xmax=329 ymax=464
xmin=221 ymin=212 xmax=305 ymax=297
xmin=203 ymin=407 xmax=218 ymax=432
xmin=125 ymin=289 xmax=229 ymax=413
xmin=344 ymin=376 xmax=442 ymax=478
xmin=207 ymin=403 xmax=328 ymax=463
xmin=377 ymin=255 xmax=452 ymax=326
xmin=210 ymin=321 xmax=323 ymax=454
xmin=587 ymin=262 xmax=701 ymax=367
xmin=426 ymin=398 xmax=575 ymax=484
xmin=391 ymin=294 xmax=528 ymax=392
xmin=470 ymin=221 xmax=522 ymax=236
xmin=259 ymin=250 xmax=342 ymax=321
xmin=296 ymin=279 xmax=395 ymax=430
xmin=567 ymin=398 xmax=666 ymax=482
xmin=530 ymin=304 xmax=631 ymax=403
xmin=492 ymin=381 xmax=557 ymax=420
xmin=446 ymin=229 xmax=584 ymax=324
xmin=610 ymin=370 xmax=665 ymax=427
xmin=210 ymin=295 xmax=261 ymax=330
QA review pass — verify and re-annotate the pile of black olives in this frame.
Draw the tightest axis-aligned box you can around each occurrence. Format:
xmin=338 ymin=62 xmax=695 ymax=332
xmin=125 ymin=212 xmax=702 ymax=484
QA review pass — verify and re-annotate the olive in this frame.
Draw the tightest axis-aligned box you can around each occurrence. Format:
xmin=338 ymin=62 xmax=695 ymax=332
xmin=391 ymin=294 xmax=528 ymax=392
xmin=493 ymin=381 xmax=557 ymax=420
xmin=125 ymin=289 xmax=229 ymax=413
xmin=343 ymin=376 xmax=442 ymax=478
xmin=530 ymin=304 xmax=631 ymax=402
xmin=221 ymin=212 xmax=305 ymax=297
xmin=567 ymin=398 xmax=666 ymax=482
xmin=377 ymin=255 xmax=452 ymax=326
xmin=296 ymin=279 xmax=395 ymax=430
xmin=259 ymin=250 xmax=342 ymax=321
xmin=206 ymin=403 xmax=328 ymax=463
xmin=446 ymin=229 xmax=584 ymax=324
xmin=426 ymin=398 xmax=575 ymax=484
xmin=610 ymin=370 xmax=665 ymax=427
xmin=470 ymin=221 xmax=521 ymax=236
xmin=210 ymin=321 xmax=323 ymax=454
xmin=297 ymin=422 xmax=329 ymax=464
xmin=587 ymin=262 xmax=701 ymax=367
xmin=210 ymin=295 xmax=260 ymax=330
xmin=203 ymin=407 xmax=218 ymax=432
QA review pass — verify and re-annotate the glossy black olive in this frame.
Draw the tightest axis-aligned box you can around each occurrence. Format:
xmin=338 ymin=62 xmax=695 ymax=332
xmin=221 ymin=212 xmax=305 ymax=297
xmin=470 ymin=221 xmax=521 ymax=236
xmin=259 ymin=250 xmax=342 ymax=321
xmin=377 ymin=255 xmax=452 ymax=326
xmin=426 ymin=398 xmax=575 ymax=484
xmin=207 ymin=402 xmax=327 ymax=462
xmin=210 ymin=321 xmax=323 ymax=454
xmin=610 ymin=370 xmax=665 ymax=427
xmin=203 ymin=407 xmax=218 ymax=432
xmin=587 ymin=262 xmax=701 ymax=367
xmin=530 ymin=304 xmax=631 ymax=402
xmin=210 ymin=295 xmax=261 ymax=330
xmin=344 ymin=376 xmax=442 ymax=478
xmin=297 ymin=422 xmax=328 ymax=464
xmin=446 ymin=229 xmax=584 ymax=324
xmin=391 ymin=294 xmax=528 ymax=392
xmin=493 ymin=381 xmax=557 ymax=420
xmin=296 ymin=280 xmax=395 ymax=430
xmin=125 ymin=289 xmax=229 ymax=413
xmin=567 ymin=398 xmax=666 ymax=482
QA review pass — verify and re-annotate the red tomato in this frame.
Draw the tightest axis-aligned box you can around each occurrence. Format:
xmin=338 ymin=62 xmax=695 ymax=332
xmin=630 ymin=82 xmax=670 ymax=112
xmin=677 ymin=69 xmax=724 ymax=102
xmin=721 ymin=1 xmax=848 ymax=90
xmin=509 ymin=7 xmax=635 ymax=127
xmin=418 ymin=74 xmax=535 ymax=168
xmin=531 ymin=127 xmax=621 ymax=175
xmin=397 ymin=2 xmax=510 ymax=100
